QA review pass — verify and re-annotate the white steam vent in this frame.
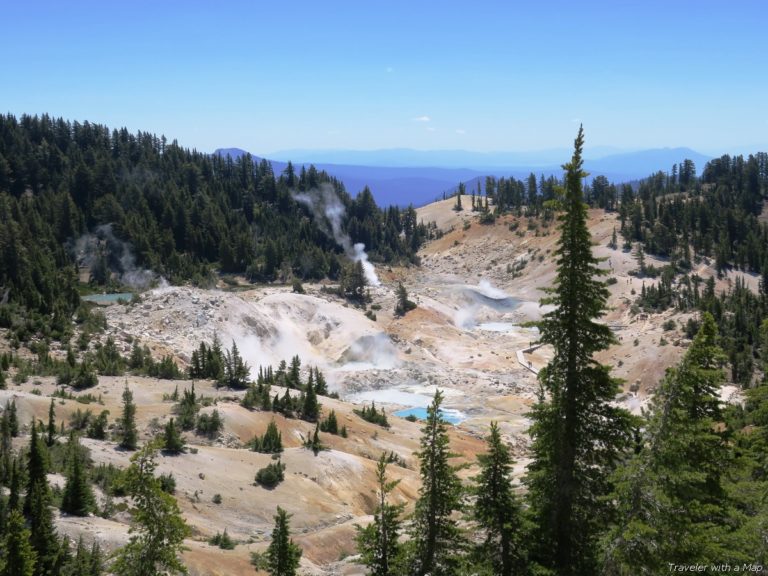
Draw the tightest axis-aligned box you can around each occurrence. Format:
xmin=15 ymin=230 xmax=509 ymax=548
xmin=293 ymin=183 xmax=381 ymax=286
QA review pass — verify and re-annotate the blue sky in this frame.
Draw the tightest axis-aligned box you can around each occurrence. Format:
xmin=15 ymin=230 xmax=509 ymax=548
xmin=2 ymin=1 xmax=766 ymax=155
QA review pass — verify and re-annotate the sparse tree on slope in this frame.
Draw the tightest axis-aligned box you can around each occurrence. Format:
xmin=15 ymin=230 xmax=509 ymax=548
xmin=222 ymin=340 xmax=250 ymax=389
xmin=394 ymin=282 xmax=416 ymax=317
xmin=356 ymin=454 xmax=404 ymax=576
xmin=111 ymin=444 xmax=190 ymax=576
xmin=313 ymin=367 xmax=328 ymax=396
xmin=525 ymin=126 xmax=635 ymax=575
xmin=300 ymin=373 xmax=319 ymax=422
xmin=2 ymin=509 xmax=36 ymax=576
xmin=61 ymin=433 xmax=95 ymax=516
xmin=46 ymin=399 xmax=56 ymax=447
xmin=24 ymin=420 xmax=63 ymax=576
xmin=119 ymin=383 xmax=138 ymax=450
xmin=408 ymin=389 xmax=464 ymax=576
xmin=341 ymin=261 xmax=368 ymax=302
xmin=454 ymin=183 xmax=464 ymax=211
xmin=473 ymin=421 xmax=526 ymax=576
xmin=267 ymin=506 xmax=302 ymax=576
xmin=162 ymin=418 xmax=184 ymax=454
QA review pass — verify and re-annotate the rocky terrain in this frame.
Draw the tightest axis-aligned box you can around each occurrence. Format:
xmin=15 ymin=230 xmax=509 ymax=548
xmin=1 ymin=198 xmax=750 ymax=574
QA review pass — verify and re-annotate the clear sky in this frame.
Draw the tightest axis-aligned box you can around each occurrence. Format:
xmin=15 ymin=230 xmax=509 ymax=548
xmin=2 ymin=0 xmax=766 ymax=155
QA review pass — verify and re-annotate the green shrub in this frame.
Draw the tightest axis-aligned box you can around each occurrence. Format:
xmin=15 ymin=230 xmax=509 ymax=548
xmin=354 ymin=402 xmax=390 ymax=428
xmin=159 ymin=472 xmax=176 ymax=494
xmin=255 ymin=460 xmax=286 ymax=488
xmin=209 ymin=529 xmax=236 ymax=550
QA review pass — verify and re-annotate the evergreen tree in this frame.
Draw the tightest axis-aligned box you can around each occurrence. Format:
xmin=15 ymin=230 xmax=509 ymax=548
xmin=408 ymin=390 xmax=464 ymax=576
xmin=0 ymin=411 xmax=12 ymax=485
xmin=63 ymin=537 xmax=91 ymax=576
xmin=473 ymin=421 xmax=525 ymax=576
xmin=288 ymin=355 xmax=301 ymax=389
xmin=314 ymin=367 xmax=328 ymax=396
xmin=195 ymin=409 xmax=223 ymax=439
xmin=111 ymin=445 xmax=190 ymax=576
xmin=89 ymin=541 xmax=104 ymax=576
xmin=394 ymin=282 xmax=416 ymax=316
xmin=26 ymin=475 xmax=60 ymax=576
xmin=602 ymin=313 xmax=732 ymax=573
xmin=304 ymin=423 xmax=324 ymax=455
xmin=162 ymin=418 xmax=184 ymax=454
xmin=207 ymin=335 xmax=225 ymax=382
xmin=175 ymin=383 xmax=199 ymax=431
xmin=61 ymin=433 xmax=95 ymax=516
xmin=761 ymin=318 xmax=768 ymax=383
xmin=252 ymin=420 xmax=283 ymax=454
xmin=356 ymin=454 xmax=403 ymax=576
xmin=300 ymin=374 xmax=319 ymax=422
xmin=454 ymin=183 xmax=464 ymax=211
xmin=525 ymin=127 xmax=635 ymax=575
xmin=23 ymin=422 xmax=62 ymax=576
xmin=609 ymin=226 xmax=618 ymax=250
xmin=2 ymin=509 xmax=36 ymax=576
xmin=320 ymin=410 xmax=338 ymax=435
xmin=266 ymin=507 xmax=302 ymax=576
xmin=341 ymin=261 xmax=367 ymax=302
xmin=0 ymin=492 xmax=6 ymax=537
xmin=46 ymin=399 xmax=56 ymax=447
xmin=24 ymin=420 xmax=48 ymax=516
xmin=260 ymin=384 xmax=273 ymax=411
xmin=119 ymin=383 xmax=138 ymax=450
xmin=86 ymin=410 xmax=110 ymax=441
xmin=222 ymin=341 xmax=249 ymax=389
xmin=255 ymin=460 xmax=286 ymax=488
xmin=7 ymin=459 xmax=20 ymax=513
xmin=6 ymin=400 xmax=18 ymax=437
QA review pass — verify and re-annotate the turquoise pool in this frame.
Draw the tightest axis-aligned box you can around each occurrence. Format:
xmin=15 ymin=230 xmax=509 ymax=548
xmin=393 ymin=407 xmax=465 ymax=425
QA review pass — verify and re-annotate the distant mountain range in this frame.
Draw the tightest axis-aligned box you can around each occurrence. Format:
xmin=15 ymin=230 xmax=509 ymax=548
xmin=214 ymin=146 xmax=713 ymax=207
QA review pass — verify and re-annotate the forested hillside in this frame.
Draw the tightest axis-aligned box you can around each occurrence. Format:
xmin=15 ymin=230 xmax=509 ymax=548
xmin=616 ymin=154 xmax=768 ymax=385
xmin=0 ymin=113 xmax=429 ymax=322
xmin=472 ymin=152 xmax=768 ymax=386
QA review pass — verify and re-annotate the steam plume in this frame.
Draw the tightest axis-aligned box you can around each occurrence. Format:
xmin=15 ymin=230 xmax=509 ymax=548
xmin=293 ymin=184 xmax=380 ymax=286
xmin=73 ymin=224 xmax=165 ymax=290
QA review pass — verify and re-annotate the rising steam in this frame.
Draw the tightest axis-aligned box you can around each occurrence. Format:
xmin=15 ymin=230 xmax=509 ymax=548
xmin=293 ymin=184 xmax=381 ymax=286
xmin=73 ymin=224 xmax=165 ymax=290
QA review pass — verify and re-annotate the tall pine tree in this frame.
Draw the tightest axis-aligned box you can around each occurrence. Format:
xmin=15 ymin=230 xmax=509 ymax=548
xmin=46 ymin=399 xmax=56 ymax=447
xmin=119 ymin=383 xmax=138 ymax=450
xmin=408 ymin=389 xmax=464 ymax=576
xmin=267 ymin=506 xmax=302 ymax=576
xmin=300 ymin=375 xmax=319 ymax=422
xmin=111 ymin=445 xmax=190 ymax=576
xmin=26 ymin=436 xmax=61 ymax=576
xmin=473 ymin=421 xmax=525 ymax=576
xmin=525 ymin=126 xmax=635 ymax=575
xmin=61 ymin=433 xmax=95 ymax=517
xmin=2 ymin=509 xmax=37 ymax=576
xmin=356 ymin=454 xmax=403 ymax=576
xmin=602 ymin=313 xmax=733 ymax=573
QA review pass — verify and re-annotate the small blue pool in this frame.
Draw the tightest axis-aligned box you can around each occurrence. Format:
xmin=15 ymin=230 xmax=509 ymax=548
xmin=393 ymin=407 xmax=465 ymax=425
xmin=82 ymin=292 xmax=134 ymax=304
